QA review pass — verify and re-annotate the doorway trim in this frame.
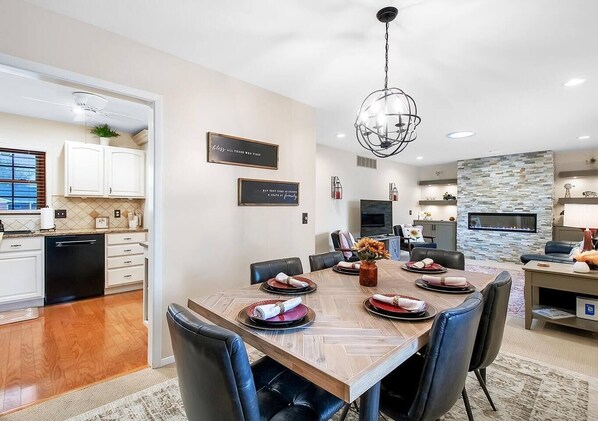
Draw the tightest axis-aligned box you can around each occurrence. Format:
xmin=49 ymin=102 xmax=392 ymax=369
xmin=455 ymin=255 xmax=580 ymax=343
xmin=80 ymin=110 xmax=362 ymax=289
xmin=0 ymin=52 xmax=165 ymax=367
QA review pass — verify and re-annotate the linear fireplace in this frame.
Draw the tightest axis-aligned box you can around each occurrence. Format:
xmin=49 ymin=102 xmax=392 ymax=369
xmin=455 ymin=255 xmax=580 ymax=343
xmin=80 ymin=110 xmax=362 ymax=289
xmin=468 ymin=212 xmax=537 ymax=233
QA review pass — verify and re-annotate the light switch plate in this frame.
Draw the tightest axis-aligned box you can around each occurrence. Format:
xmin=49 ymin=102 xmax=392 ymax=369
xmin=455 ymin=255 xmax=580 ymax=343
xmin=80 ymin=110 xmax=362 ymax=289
xmin=302 ymin=213 xmax=308 ymax=224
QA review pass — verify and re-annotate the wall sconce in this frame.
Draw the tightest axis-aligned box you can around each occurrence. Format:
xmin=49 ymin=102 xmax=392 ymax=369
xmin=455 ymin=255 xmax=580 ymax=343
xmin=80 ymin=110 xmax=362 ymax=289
xmin=389 ymin=183 xmax=399 ymax=201
xmin=331 ymin=176 xmax=343 ymax=199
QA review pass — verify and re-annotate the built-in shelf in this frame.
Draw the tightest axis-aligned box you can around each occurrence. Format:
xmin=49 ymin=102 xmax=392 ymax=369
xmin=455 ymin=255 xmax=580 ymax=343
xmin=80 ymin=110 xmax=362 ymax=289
xmin=532 ymin=306 xmax=598 ymax=333
xmin=558 ymin=169 xmax=598 ymax=178
xmin=557 ymin=197 xmax=598 ymax=205
xmin=418 ymin=200 xmax=457 ymax=206
xmin=418 ymin=178 xmax=457 ymax=186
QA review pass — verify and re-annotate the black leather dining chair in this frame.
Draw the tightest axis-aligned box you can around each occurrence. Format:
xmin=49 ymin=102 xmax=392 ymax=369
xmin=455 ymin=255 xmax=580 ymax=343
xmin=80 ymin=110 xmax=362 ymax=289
xmin=330 ymin=230 xmax=360 ymax=262
xmin=462 ymin=271 xmax=512 ymax=421
xmin=378 ymin=292 xmax=484 ymax=421
xmin=249 ymin=257 xmax=303 ymax=285
xmin=167 ymin=304 xmax=345 ymax=421
xmin=410 ymin=247 xmax=465 ymax=270
xmin=309 ymin=251 xmax=344 ymax=272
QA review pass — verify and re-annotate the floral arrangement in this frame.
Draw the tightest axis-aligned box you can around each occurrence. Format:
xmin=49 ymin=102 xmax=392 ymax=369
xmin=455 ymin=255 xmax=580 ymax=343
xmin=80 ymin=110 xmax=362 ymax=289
xmin=423 ymin=211 xmax=432 ymax=219
xmin=353 ymin=237 xmax=390 ymax=263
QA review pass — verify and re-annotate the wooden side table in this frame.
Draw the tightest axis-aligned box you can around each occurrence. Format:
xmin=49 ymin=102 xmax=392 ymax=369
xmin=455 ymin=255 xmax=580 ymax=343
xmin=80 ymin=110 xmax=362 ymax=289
xmin=523 ymin=261 xmax=598 ymax=332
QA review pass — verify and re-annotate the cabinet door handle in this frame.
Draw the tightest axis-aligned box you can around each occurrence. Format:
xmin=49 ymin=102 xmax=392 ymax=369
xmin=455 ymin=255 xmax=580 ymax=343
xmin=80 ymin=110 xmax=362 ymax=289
xmin=124 ymin=249 xmax=132 ymax=252
xmin=10 ymin=244 xmax=22 ymax=248
xmin=124 ymin=260 xmax=132 ymax=264
xmin=109 ymin=187 xmax=112 ymax=194
xmin=124 ymin=237 xmax=132 ymax=240
xmin=124 ymin=274 xmax=132 ymax=278
xmin=69 ymin=186 xmax=72 ymax=193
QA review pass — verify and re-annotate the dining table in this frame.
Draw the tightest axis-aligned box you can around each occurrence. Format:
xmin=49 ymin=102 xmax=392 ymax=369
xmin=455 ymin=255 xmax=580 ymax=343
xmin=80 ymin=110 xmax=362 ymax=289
xmin=188 ymin=259 xmax=495 ymax=421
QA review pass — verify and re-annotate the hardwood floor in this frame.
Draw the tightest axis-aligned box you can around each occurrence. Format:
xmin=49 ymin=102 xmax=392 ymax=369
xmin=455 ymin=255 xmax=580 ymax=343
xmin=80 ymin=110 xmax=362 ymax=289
xmin=0 ymin=291 xmax=147 ymax=414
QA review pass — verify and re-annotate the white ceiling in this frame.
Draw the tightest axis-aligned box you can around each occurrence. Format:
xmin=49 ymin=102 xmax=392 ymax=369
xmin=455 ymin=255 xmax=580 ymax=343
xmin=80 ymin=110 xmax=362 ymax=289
xmin=23 ymin=0 xmax=598 ymax=165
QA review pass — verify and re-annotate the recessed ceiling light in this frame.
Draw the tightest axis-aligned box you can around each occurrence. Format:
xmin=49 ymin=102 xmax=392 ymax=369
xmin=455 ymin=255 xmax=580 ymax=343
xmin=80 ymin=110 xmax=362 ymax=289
xmin=336 ymin=132 xmax=346 ymax=138
xmin=564 ymin=78 xmax=586 ymax=87
xmin=447 ymin=131 xmax=476 ymax=139
xmin=578 ymin=135 xmax=590 ymax=140
xmin=416 ymin=156 xmax=423 ymax=160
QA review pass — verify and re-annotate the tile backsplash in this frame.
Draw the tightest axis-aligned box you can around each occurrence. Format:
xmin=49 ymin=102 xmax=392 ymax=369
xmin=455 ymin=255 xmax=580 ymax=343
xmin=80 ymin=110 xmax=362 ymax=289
xmin=0 ymin=196 xmax=145 ymax=231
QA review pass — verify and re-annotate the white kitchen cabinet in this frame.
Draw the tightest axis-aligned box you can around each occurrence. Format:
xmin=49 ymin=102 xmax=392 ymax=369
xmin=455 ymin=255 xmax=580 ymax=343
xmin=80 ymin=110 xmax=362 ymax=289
xmin=105 ymin=232 xmax=147 ymax=291
xmin=64 ymin=141 xmax=145 ymax=198
xmin=105 ymin=147 xmax=145 ymax=198
xmin=0 ymin=236 xmax=44 ymax=307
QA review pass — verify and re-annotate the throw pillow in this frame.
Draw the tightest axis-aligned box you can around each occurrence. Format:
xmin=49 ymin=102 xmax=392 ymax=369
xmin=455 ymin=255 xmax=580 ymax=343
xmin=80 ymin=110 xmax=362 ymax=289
xmin=339 ymin=230 xmax=354 ymax=259
xmin=407 ymin=227 xmax=425 ymax=243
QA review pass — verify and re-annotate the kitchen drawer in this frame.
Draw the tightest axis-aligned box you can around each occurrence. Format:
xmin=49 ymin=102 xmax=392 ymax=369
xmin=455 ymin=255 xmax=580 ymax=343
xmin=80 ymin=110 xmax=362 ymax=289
xmin=107 ymin=265 xmax=144 ymax=287
xmin=107 ymin=254 xmax=145 ymax=269
xmin=107 ymin=244 xmax=144 ymax=257
xmin=107 ymin=232 xmax=146 ymax=245
xmin=0 ymin=236 xmax=43 ymax=253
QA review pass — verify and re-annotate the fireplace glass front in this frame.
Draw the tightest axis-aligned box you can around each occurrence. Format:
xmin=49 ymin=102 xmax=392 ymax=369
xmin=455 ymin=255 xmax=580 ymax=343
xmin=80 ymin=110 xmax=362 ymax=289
xmin=468 ymin=212 xmax=537 ymax=233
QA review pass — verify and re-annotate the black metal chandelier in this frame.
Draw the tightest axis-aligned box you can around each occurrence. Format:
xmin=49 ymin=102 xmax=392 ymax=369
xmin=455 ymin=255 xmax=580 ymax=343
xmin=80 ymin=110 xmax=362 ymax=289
xmin=355 ymin=7 xmax=421 ymax=158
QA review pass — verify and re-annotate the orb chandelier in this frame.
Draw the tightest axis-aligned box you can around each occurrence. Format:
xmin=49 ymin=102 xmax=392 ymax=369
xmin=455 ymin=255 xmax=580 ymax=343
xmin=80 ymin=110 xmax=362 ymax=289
xmin=355 ymin=6 xmax=421 ymax=158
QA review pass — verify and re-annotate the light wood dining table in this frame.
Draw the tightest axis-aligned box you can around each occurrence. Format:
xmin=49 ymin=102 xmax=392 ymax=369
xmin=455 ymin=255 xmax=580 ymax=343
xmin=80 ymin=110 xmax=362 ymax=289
xmin=188 ymin=259 xmax=495 ymax=421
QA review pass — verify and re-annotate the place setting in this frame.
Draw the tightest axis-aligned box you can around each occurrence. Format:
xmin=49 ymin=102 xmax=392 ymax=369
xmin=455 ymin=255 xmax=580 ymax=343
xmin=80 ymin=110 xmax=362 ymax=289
xmin=401 ymin=257 xmax=447 ymax=274
xmin=236 ymin=297 xmax=316 ymax=330
xmin=415 ymin=274 xmax=476 ymax=294
xmin=332 ymin=261 xmax=361 ymax=275
xmin=363 ymin=293 xmax=437 ymax=321
xmin=259 ymin=272 xmax=318 ymax=295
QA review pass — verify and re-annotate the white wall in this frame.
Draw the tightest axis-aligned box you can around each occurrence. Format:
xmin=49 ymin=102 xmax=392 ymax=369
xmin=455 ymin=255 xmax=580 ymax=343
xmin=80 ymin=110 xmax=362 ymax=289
xmin=315 ymin=144 xmax=419 ymax=252
xmin=0 ymin=1 xmax=316 ymax=359
xmin=0 ymin=112 xmax=139 ymax=198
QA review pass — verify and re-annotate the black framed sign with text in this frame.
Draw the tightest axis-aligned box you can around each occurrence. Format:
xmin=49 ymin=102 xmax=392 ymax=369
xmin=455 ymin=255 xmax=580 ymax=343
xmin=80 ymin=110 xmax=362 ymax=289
xmin=207 ymin=132 xmax=278 ymax=170
xmin=238 ymin=178 xmax=299 ymax=206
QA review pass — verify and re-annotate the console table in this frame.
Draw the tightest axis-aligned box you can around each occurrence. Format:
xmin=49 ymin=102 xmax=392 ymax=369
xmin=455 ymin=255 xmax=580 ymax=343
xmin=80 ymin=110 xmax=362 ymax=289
xmin=368 ymin=235 xmax=401 ymax=261
xmin=523 ymin=261 xmax=598 ymax=332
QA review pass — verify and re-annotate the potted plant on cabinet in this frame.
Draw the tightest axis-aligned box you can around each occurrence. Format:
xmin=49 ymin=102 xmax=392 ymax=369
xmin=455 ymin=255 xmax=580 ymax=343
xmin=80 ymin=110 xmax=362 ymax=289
xmin=90 ymin=124 xmax=120 ymax=146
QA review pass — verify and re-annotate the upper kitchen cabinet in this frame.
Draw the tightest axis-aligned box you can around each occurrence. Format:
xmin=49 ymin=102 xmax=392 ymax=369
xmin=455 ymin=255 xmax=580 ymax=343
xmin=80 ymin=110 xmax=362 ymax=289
xmin=65 ymin=141 xmax=145 ymax=198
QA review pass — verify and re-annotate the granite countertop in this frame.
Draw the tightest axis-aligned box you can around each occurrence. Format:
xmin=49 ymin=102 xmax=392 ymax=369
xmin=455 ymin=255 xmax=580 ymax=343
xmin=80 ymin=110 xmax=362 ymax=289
xmin=2 ymin=227 xmax=148 ymax=238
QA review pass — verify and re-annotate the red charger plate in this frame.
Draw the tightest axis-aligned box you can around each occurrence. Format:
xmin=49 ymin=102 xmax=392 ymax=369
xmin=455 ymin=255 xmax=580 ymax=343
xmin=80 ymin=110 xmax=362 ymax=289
xmin=368 ymin=294 xmax=428 ymax=315
xmin=266 ymin=276 xmax=314 ymax=291
xmin=246 ymin=300 xmax=308 ymax=324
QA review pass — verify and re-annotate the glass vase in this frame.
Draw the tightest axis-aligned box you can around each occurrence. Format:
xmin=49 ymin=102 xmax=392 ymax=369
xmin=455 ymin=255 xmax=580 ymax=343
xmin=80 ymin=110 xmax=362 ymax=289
xmin=359 ymin=261 xmax=378 ymax=287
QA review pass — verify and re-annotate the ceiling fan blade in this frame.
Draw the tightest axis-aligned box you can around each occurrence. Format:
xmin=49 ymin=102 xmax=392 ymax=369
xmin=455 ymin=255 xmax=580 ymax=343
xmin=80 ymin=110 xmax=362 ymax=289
xmin=22 ymin=96 xmax=72 ymax=108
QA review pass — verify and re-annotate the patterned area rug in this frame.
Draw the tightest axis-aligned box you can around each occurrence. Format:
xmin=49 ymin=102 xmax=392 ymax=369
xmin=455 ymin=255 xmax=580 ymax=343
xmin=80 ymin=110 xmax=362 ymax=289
xmin=66 ymin=353 xmax=596 ymax=421
xmin=465 ymin=264 xmax=525 ymax=318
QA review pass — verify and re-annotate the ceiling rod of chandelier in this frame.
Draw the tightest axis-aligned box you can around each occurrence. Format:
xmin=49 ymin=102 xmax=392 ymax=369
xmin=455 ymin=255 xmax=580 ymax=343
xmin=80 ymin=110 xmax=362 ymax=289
xmin=354 ymin=6 xmax=421 ymax=158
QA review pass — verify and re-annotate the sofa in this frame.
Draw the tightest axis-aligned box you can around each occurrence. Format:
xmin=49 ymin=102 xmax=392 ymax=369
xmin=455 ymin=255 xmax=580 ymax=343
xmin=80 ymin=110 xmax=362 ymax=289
xmin=520 ymin=241 xmax=578 ymax=264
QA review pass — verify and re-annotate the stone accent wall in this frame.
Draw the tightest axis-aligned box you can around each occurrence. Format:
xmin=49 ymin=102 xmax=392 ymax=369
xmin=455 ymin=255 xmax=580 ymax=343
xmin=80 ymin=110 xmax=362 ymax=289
xmin=457 ymin=151 xmax=554 ymax=262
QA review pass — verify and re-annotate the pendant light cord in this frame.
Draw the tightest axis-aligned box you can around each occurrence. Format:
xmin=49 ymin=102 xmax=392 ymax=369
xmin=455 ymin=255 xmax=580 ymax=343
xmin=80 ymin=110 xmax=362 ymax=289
xmin=384 ymin=21 xmax=389 ymax=90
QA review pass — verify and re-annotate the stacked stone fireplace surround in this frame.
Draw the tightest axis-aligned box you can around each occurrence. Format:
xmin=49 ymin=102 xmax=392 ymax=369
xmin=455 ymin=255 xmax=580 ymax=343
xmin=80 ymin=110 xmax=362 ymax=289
xmin=457 ymin=151 xmax=554 ymax=262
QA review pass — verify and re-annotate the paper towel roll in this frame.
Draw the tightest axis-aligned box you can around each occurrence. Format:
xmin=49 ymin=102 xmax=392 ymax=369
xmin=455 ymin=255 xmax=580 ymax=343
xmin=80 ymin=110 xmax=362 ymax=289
xmin=40 ymin=207 xmax=55 ymax=230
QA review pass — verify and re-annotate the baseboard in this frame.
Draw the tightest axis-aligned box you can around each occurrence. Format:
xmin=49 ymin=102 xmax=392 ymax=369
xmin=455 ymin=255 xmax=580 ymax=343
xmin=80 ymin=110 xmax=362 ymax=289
xmin=0 ymin=298 xmax=44 ymax=312
xmin=160 ymin=355 xmax=175 ymax=367
xmin=104 ymin=282 xmax=143 ymax=295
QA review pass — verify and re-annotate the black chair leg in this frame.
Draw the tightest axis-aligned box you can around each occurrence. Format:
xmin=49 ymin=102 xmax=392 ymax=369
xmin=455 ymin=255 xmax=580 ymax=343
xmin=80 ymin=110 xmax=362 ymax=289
xmin=462 ymin=388 xmax=475 ymax=421
xmin=338 ymin=403 xmax=350 ymax=421
xmin=475 ymin=369 xmax=497 ymax=411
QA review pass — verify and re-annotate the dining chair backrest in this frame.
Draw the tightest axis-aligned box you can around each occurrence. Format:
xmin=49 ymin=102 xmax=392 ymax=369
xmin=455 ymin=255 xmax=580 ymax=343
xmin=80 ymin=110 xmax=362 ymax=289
xmin=407 ymin=292 xmax=484 ymax=421
xmin=410 ymin=248 xmax=465 ymax=270
xmin=309 ymin=251 xmax=344 ymax=272
xmin=167 ymin=303 xmax=260 ymax=421
xmin=250 ymin=257 xmax=303 ymax=285
xmin=469 ymin=271 xmax=512 ymax=371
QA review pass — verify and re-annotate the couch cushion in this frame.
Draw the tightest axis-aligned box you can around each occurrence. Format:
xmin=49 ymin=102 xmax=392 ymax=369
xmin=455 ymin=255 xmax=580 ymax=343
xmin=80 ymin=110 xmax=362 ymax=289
xmin=520 ymin=253 xmax=573 ymax=264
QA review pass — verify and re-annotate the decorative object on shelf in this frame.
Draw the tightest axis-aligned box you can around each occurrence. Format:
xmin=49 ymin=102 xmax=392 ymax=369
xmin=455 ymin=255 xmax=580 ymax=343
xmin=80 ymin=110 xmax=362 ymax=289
xmin=563 ymin=203 xmax=598 ymax=252
xmin=586 ymin=157 xmax=597 ymax=166
xmin=238 ymin=178 xmax=299 ymax=206
xmin=354 ymin=237 xmax=390 ymax=287
xmin=442 ymin=192 xmax=456 ymax=200
xmin=354 ymin=6 xmax=421 ymax=158
xmin=449 ymin=216 xmax=456 ymax=222
xmin=207 ymin=132 xmax=278 ymax=170
xmin=90 ymin=123 xmax=119 ymax=146
xmin=389 ymin=183 xmax=399 ymax=201
xmin=331 ymin=176 xmax=343 ymax=200
xmin=582 ymin=191 xmax=597 ymax=198
xmin=564 ymin=183 xmax=574 ymax=198
xmin=423 ymin=211 xmax=432 ymax=220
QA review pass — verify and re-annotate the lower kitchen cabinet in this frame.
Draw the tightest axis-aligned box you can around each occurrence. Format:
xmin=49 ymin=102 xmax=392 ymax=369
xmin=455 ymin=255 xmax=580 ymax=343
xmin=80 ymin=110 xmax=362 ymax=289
xmin=413 ymin=220 xmax=457 ymax=251
xmin=105 ymin=232 xmax=147 ymax=292
xmin=0 ymin=236 xmax=44 ymax=309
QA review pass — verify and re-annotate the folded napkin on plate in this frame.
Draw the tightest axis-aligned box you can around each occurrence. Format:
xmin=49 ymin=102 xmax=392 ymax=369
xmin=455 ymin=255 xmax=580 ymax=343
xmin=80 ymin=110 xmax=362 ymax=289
xmin=411 ymin=258 xmax=434 ymax=269
xmin=275 ymin=272 xmax=309 ymax=288
xmin=421 ymin=275 xmax=467 ymax=287
xmin=338 ymin=261 xmax=361 ymax=270
xmin=253 ymin=297 xmax=302 ymax=320
xmin=372 ymin=294 xmax=426 ymax=312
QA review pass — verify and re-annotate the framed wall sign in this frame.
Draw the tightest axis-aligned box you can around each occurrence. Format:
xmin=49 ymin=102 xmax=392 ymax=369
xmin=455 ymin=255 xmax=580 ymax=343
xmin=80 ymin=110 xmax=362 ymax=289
xmin=207 ymin=132 xmax=278 ymax=170
xmin=238 ymin=178 xmax=299 ymax=206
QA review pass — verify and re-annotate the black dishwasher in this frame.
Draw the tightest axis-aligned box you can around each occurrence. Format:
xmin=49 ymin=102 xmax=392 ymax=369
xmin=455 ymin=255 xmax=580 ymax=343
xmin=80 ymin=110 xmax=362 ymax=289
xmin=45 ymin=234 xmax=105 ymax=305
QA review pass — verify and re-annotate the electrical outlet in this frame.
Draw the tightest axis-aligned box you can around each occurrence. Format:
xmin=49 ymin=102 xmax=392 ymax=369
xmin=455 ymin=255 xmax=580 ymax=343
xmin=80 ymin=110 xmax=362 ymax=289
xmin=409 ymin=210 xmax=412 ymax=215
xmin=114 ymin=209 xmax=121 ymax=218
xmin=55 ymin=209 xmax=67 ymax=219
xmin=302 ymin=213 xmax=308 ymax=224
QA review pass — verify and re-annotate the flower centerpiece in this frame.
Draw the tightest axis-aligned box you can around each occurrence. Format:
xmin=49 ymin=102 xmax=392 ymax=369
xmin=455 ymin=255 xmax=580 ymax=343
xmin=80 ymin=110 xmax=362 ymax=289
xmin=354 ymin=237 xmax=390 ymax=287
xmin=423 ymin=211 xmax=432 ymax=220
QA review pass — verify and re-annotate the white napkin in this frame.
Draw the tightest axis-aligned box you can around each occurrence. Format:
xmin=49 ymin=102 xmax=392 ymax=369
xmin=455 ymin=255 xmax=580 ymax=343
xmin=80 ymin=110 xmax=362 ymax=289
xmin=421 ymin=275 xmax=467 ymax=287
xmin=253 ymin=297 xmax=302 ymax=320
xmin=275 ymin=272 xmax=308 ymax=288
xmin=372 ymin=294 xmax=426 ymax=312
xmin=338 ymin=261 xmax=361 ymax=270
xmin=411 ymin=258 xmax=434 ymax=269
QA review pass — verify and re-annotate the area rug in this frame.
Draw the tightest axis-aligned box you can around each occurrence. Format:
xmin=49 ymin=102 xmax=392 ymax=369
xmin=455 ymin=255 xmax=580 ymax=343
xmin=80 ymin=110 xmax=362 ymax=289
xmin=465 ymin=264 xmax=525 ymax=318
xmin=66 ymin=353 xmax=597 ymax=421
xmin=0 ymin=307 xmax=39 ymax=326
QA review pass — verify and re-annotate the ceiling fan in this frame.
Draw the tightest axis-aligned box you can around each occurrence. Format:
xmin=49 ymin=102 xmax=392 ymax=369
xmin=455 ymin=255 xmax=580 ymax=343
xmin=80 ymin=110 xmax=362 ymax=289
xmin=23 ymin=91 xmax=143 ymax=122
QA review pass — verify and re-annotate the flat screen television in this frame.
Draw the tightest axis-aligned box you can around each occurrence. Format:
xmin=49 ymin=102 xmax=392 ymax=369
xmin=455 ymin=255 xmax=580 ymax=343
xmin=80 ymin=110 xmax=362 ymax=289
xmin=360 ymin=199 xmax=392 ymax=237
